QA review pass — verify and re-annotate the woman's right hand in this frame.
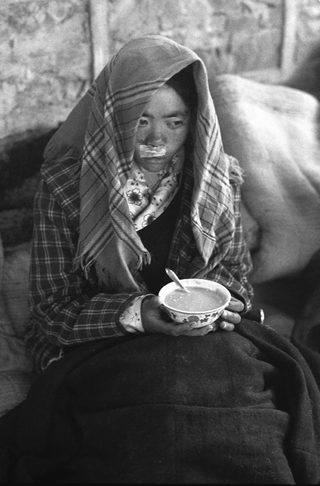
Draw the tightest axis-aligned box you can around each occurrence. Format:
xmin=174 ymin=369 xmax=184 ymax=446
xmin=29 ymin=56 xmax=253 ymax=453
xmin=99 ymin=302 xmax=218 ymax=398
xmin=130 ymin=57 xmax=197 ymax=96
xmin=141 ymin=295 xmax=215 ymax=337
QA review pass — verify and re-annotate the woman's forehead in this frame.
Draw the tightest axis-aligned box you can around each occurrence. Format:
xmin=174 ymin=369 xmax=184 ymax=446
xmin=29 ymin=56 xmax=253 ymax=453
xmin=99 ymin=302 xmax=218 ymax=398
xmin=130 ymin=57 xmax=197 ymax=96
xmin=142 ymin=86 xmax=190 ymax=116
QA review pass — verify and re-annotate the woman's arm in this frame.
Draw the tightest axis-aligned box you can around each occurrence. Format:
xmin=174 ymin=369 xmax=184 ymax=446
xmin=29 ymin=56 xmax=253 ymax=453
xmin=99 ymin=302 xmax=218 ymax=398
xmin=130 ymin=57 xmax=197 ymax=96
xmin=205 ymin=177 xmax=255 ymax=330
xmin=29 ymin=176 xmax=142 ymax=350
xmin=207 ymin=185 xmax=253 ymax=302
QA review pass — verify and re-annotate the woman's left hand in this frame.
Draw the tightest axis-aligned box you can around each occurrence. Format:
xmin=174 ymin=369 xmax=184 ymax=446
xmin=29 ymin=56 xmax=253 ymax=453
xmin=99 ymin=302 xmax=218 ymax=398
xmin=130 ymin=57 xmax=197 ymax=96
xmin=216 ymin=297 xmax=244 ymax=331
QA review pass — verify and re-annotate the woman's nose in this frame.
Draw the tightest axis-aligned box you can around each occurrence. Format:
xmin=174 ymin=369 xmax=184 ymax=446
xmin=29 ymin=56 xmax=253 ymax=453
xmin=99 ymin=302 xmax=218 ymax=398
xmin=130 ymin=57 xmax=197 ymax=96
xmin=145 ymin=125 xmax=165 ymax=145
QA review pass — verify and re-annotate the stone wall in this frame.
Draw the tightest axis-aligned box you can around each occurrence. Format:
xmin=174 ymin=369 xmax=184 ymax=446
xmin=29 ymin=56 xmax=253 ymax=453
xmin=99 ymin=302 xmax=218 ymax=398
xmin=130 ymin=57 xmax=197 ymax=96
xmin=108 ymin=0 xmax=284 ymax=74
xmin=1 ymin=0 xmax=91 ymax=138
xmin=1 ymin=0 xmax=320 ymax=140
xmin=296 ymin=0 xmax=320 ymax=61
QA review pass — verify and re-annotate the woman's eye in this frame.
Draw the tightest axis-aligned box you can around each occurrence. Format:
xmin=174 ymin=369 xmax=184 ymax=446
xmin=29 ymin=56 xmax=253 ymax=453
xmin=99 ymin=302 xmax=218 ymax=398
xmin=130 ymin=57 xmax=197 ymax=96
xmin=168 ymin=120 xmax=183 ymax=129
xmin=138 ymin=118 xmax=148 ymax=127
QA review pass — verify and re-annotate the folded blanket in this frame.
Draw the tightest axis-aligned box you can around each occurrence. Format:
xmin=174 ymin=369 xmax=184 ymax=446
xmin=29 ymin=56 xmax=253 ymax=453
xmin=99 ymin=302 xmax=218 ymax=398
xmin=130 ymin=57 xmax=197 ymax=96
xmin=210 ymin=75 xmax=320 ymax=283
xmin=0 ymin=322 xmax=319 ymax=483
xmin=0 ymin=238 xmax=34 ymax=417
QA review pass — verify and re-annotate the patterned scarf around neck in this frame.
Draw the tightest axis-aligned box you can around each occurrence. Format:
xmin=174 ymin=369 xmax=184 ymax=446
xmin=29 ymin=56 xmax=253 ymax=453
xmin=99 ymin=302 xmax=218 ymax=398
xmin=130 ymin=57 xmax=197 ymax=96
xmin=126 ymin=148 xmax=184 ymax=231
xmin=43 ymin=35 xmax=240 ymax=292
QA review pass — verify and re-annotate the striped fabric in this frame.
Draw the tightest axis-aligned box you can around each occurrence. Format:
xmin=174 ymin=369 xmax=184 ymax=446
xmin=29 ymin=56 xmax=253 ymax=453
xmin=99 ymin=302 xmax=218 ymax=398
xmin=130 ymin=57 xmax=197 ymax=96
xmin=44 ymin=35 xmax=245 ymax=290
xmin=26 ymin=36 xmax=254 ymax=372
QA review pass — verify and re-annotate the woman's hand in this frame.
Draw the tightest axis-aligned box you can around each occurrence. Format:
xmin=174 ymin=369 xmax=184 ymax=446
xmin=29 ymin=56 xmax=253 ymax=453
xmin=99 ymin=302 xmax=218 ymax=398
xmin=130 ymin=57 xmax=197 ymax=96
xmin=141 ymin=295 xmax=214 ymax=337
xmin=141 ymin=295 xmax=245 ymax=336
xmin=217 ymin=296 xmax=244 ymax=331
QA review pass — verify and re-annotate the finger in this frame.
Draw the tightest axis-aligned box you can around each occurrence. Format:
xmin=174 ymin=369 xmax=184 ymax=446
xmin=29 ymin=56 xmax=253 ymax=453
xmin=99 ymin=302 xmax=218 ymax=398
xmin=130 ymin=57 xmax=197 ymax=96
xmin=221 ymin=309 xmax=241 ymax=324
xmin=184 ymin=324 xmax=216 ymax=337
xmin=226 ymin=298 xmax=245 ymax=313
xmin=165 ymin=321 xmax=218 ymax=337
xmin=189 ymin=321 xmax=219 ymax=332
xmin=219 ymin=321 xmax=235 ymax=331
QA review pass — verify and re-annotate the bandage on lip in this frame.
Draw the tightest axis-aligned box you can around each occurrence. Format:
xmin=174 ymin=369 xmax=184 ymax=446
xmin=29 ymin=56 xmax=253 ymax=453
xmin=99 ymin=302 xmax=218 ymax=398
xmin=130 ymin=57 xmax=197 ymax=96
xmin=139 ymin=144 xmax=167 ymax=158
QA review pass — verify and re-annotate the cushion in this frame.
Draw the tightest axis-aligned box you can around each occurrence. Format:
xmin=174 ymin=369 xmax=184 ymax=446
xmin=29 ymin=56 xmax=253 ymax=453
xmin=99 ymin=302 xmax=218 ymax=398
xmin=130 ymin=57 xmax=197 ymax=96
xmin=210 ymin=74 xmax=320 ymax=283
xmin=2 ymin=241 xmax=32 ymax=337
xmin=0 ymin=237 xmax=34 ymax=417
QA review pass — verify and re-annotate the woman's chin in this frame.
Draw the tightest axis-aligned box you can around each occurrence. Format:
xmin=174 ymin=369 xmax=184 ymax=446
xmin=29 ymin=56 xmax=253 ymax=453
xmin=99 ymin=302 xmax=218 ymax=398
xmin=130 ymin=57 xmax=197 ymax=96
xmin=137 ymin=157 xmax=170 ymax=172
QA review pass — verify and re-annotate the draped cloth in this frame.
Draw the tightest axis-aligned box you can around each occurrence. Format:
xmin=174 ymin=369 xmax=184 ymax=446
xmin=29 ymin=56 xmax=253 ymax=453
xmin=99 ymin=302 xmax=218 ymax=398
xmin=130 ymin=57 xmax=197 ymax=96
xmin=1 ymin=322 xmax=320 ymax=483
xmin=43 ymin=35 xmax=241 ymax=292
xmin=210 ymin=73 xmax=320 ymax=283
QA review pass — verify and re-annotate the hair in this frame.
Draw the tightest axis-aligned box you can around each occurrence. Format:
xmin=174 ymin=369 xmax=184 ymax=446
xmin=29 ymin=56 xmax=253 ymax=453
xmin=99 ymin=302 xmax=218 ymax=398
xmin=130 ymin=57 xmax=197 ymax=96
xmin=165 ymin=65 xmax=198 ymax=114
xmin=165 ymin=65 xmax=198 ymax=150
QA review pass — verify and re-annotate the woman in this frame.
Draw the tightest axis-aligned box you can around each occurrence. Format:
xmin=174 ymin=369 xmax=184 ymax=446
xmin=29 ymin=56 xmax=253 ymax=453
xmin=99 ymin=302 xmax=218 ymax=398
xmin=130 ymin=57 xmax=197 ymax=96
xmin=1 ymin=36 xmax=319 ymax=484
xmin=26 ymin=35 xmax=254 ymax=372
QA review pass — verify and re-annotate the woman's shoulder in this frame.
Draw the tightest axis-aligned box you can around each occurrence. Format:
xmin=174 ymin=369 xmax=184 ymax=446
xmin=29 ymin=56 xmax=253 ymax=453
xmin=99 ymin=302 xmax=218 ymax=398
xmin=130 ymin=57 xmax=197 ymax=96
xmin=41 ymin=155 xmax=81 ymax=187
xmin=39 ymin=156 xmax=81 ymax=211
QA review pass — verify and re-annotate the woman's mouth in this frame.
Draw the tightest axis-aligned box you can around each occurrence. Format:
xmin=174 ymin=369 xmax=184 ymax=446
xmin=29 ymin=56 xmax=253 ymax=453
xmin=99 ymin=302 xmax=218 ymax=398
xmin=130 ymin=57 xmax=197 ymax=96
xmin=139 ymin=144 xmax=167 ymax=158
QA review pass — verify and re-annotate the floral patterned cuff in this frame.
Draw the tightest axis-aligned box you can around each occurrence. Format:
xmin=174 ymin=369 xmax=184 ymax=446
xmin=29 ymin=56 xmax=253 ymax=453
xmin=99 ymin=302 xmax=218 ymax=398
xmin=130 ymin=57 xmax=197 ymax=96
xmin=119 ymin=295 xmax=146 ymax=333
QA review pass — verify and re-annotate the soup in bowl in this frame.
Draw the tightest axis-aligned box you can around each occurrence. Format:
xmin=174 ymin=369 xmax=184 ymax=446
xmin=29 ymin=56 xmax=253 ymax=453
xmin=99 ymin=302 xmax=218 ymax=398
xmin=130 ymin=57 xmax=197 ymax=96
xmin=158 ymin=278 xmax=231 ymax=327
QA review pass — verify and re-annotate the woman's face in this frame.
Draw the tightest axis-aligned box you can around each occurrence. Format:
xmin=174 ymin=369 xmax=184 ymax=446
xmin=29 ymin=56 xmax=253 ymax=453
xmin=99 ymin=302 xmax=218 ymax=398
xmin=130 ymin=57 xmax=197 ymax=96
xmin=134 ymin=85 xmax=192 ymax=172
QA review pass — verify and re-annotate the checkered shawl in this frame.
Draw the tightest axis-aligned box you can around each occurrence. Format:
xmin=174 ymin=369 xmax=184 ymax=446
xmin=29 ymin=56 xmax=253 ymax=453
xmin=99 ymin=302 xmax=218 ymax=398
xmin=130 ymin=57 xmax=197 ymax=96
xmin=44 ymin=35 xmax=240 ymax=292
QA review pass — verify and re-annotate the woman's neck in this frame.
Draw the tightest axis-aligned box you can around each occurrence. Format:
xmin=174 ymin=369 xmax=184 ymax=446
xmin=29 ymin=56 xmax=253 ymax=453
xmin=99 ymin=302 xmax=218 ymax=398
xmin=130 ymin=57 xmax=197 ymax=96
xmin=141 ymin=169 xmax=162 ymax=189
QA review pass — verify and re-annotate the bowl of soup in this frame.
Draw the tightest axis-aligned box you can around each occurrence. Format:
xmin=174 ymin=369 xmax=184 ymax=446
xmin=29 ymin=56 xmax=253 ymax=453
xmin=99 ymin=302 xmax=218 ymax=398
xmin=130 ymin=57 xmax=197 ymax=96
xmin=158 ymin=279 xmax=231 ymax=327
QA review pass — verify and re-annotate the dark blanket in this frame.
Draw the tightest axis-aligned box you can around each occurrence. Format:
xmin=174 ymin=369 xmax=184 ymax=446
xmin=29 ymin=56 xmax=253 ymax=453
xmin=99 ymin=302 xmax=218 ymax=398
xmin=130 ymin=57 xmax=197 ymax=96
xmin=292 ymin=283 xmax=320 ymax=390
xmin=0 ymin=320 xmax=320 ymax=484
xmin=291 ymin=252 xmax=320 ymax=388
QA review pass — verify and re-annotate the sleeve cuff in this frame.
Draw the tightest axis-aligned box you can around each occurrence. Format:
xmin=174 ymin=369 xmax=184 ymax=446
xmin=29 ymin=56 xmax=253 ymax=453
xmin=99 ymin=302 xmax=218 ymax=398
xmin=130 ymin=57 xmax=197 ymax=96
xmin=119 ymin=295 xmax=145 ymax=333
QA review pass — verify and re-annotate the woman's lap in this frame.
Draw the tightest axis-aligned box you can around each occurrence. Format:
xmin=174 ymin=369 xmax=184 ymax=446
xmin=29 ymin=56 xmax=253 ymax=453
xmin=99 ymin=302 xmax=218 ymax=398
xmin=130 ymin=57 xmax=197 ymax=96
xmin=1 ymin=322 xmax=320 ymax=483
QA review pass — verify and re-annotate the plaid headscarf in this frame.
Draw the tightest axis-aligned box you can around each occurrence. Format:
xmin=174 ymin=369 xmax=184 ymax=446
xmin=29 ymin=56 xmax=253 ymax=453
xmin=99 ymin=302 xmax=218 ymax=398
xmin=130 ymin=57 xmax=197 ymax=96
xmin=44 ymin=35 xmax=240 ymax=292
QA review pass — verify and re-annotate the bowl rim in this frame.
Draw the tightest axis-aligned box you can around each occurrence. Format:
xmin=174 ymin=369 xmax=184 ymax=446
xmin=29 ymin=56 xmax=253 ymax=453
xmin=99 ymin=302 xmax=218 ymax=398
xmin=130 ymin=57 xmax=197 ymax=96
xmin=158 ymin=279 xmax=231 ymax=315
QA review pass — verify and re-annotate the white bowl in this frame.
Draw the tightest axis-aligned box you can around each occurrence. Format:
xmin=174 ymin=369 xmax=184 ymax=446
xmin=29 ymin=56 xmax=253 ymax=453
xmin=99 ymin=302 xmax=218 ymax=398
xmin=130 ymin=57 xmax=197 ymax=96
xmin=158 ymin=278 xmax=231 ymax=328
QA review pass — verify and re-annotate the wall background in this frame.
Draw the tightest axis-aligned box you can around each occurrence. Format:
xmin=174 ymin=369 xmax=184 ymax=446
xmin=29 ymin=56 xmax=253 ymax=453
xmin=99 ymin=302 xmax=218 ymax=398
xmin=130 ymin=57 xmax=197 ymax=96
xmin=1 ymin=0 xmax=320 ymax=141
